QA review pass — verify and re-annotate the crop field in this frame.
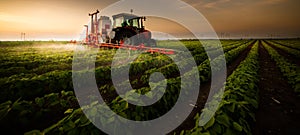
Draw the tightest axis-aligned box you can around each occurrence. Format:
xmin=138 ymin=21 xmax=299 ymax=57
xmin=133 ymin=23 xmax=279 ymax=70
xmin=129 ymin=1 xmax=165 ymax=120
xmin=0 ymin=39 xmax=300 ymax=135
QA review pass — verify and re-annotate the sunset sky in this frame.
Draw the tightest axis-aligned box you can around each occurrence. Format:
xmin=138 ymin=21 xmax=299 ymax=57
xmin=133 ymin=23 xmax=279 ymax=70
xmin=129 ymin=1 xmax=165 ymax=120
xmin=0 ymin=0 xmax=299 ymax=40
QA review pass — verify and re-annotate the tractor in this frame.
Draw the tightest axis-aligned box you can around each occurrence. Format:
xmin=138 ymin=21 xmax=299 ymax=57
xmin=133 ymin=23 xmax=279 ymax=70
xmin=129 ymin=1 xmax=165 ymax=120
xmin=82 ymin=10 xmax=175 ymax=55
xmin=107 ymin=13 xmax=156 ymax=47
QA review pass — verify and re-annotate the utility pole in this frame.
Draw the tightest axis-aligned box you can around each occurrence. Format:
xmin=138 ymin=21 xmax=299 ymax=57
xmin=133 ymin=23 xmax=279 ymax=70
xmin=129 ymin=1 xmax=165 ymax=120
xmin=21 ymin=32 xmax=26 ymax=41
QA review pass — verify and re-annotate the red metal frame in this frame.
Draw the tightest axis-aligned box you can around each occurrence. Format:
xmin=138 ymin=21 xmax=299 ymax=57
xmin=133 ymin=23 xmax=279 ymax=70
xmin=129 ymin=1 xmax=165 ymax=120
xmin=89 ymin=43 xmax=175 ymax=55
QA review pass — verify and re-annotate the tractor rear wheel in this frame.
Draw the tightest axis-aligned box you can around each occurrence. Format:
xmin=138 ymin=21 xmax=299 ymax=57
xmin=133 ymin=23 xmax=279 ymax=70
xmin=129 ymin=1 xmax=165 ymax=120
xmin=146 ymin=39 xmax=156 ymax=47
xmin=120 ymin=31 xmax=137 ymax=45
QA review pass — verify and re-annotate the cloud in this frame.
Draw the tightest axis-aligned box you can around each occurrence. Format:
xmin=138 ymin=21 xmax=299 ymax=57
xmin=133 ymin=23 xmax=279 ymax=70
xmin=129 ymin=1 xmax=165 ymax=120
xmin=202 ymin=0 xmax=231 ymax=8
xmin=258 ymin=0 xmax=287 ymax=5
xmin=180 ymin=0 xmax=234 ymax=9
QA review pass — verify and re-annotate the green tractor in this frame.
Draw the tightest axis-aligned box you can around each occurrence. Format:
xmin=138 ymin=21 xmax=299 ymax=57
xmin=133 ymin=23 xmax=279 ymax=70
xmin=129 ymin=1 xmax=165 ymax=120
xmin=108 ymin=13 xmax=156 ymax=47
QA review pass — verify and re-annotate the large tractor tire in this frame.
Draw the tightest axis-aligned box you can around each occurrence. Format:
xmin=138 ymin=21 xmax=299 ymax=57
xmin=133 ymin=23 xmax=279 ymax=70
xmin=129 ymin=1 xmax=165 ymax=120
xmin=120 ymin=31 xmax=137 ymax=45
xmin=146 ymin=39 xmax=157 ymax=47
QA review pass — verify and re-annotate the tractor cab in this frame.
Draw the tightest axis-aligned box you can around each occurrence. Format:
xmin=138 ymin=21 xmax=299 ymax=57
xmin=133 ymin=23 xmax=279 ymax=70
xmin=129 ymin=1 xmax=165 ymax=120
xmin=108 ymin=13 xmax=155 ymax=46
xmin=112 ymin=13 xmax=145 ymax=30
xmin=83 ymin=10 xmax=156 ymax=46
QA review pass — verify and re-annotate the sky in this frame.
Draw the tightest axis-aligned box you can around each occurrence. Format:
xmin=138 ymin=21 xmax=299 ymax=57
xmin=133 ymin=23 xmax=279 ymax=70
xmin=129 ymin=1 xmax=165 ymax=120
xmin=0 ymin=0 xmax=299 ymax=41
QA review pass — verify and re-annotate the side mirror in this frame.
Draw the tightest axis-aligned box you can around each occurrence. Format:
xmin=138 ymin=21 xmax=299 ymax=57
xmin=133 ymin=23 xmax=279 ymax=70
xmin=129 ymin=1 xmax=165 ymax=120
xmin=143 ymin=17 xmax=146 ymax=21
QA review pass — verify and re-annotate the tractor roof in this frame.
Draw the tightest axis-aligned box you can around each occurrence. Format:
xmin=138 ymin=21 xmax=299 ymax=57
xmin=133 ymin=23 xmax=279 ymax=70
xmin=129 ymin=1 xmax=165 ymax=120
xmin=112 ymin=13 xmax=140 ymax=20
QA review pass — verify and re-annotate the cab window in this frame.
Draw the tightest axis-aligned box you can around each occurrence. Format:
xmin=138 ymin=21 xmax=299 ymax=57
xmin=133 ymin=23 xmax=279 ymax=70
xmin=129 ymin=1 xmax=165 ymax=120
xmin=114 ymin=17 xmax=124 ymax=28
xmin=131 ymin=19 xmax=140 ymax=28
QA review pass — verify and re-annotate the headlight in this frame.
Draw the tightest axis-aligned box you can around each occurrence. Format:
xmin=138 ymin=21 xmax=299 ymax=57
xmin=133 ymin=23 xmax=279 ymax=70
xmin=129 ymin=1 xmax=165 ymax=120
xmin=109 ymin=31 xmax=115 ymax=39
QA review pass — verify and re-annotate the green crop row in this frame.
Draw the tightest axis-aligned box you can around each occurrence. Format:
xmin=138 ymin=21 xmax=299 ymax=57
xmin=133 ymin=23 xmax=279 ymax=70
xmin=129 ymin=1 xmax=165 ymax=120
xmin=134 ymin=40 xmax=253 ymax=88
xmin=273 ymin=39 xmax=300 ymax=50
xmin=79 ymin=39 xmax=251 ymax=88
xmin=0 ymin=45 xmax=117 ymax=78
xmin=0 ymin=91 xmax=78 ymax=134
xmin=182 ymin=40 xmax=259 ymax=135
xmin=194 ymin=40 xmax=248 ymax=51
xmin=189 ymin=40 xmax=250 ymax=56
xmin=0 ymin=53 xmax=172 ymax=102
xmin=0 ymin=51 xmax=73 ymax=77
xmin=0 ymin=48 xmax=171 ymax=101
xmin=133 ymin=39 xmax=253 ymax=93
xmin=157 ymin=40 xmax=249 ymax=55
xmin=0 ymin=40 xmax=254 ymax=134
xmin=0 ymin=70 xmax=73 ymax=102
xmin=23 ymin=78 xmax=180 ymax=134
xmin=99 ymin=40 xmax=254 ymax=124
xmin=26 ymin=59 xmax=205 ymax=134
xmin=25 ymin=40 xmax=255 ymax=135
xmin=262 ymin=41 xmax=300 ymax=93
xmin=0 ymin=63 xmax=72 ymax=78
xmin=97 ymin=41 xmax=233 ymax=87
xmin=0 ymin=56 xmax=72 ymax=70
xmin=197 ymin=40 xmax=254 ymax=83
xmin=193 ymin=40 xmax=251 ymax=65
xmin=266 ymin=40 xmax=300 ymax=59
xmin=0 ymin=39 xmax=251 ymax=101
